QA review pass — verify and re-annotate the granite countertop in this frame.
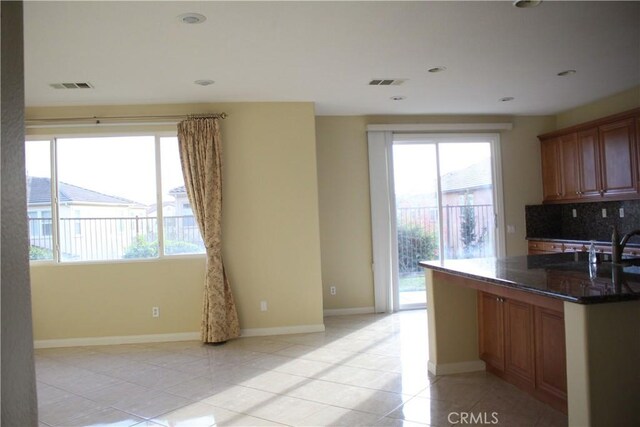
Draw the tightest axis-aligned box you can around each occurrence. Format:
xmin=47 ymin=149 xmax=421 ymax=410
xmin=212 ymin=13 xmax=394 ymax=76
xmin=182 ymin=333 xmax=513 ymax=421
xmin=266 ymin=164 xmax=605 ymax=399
xmin=419 ymin=252 xmax=640 ymax=304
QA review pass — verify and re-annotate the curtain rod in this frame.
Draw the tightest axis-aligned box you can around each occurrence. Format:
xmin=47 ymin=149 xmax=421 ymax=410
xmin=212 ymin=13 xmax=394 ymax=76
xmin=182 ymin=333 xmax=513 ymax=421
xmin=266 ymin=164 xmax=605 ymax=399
xmin=25 ymin=113 xmax=227 ymax=128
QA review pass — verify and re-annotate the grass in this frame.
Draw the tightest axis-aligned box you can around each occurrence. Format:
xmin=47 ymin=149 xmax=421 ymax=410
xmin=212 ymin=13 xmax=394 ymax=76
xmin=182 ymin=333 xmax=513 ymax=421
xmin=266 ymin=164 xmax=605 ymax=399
xmin=399 ymin=273 xmax=426 ymax=292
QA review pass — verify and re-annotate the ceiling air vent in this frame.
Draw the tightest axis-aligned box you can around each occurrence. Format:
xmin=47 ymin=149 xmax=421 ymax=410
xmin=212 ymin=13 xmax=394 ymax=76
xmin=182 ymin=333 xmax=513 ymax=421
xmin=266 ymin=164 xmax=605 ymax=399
xmin=50 ymin=82 xmax=94 ymax=89
xmin=369 ymin=79 xmax=406 ymax=86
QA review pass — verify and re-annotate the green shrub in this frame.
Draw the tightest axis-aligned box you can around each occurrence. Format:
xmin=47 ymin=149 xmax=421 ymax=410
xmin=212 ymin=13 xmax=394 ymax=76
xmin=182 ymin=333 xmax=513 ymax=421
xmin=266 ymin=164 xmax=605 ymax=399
xmin=165 ymin=240 xmax=202 ymax=255
xmin=29 ymin=246 xmax=53 ymax=260
xmin=397 ymin=224 xmax=437 ymax=273
xmin=123 ymin=236 xmax=203 ymax=258
xmin=123 ymin=236 xmax=158 ymax=259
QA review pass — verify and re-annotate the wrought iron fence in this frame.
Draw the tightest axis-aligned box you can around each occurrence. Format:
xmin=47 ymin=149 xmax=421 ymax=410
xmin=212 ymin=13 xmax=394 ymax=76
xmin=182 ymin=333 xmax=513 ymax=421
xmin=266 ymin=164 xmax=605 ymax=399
xmin=28 ymin=215 xmax=205 ymax=261
xmin=396 ymin=204 xmax=494 ymax=274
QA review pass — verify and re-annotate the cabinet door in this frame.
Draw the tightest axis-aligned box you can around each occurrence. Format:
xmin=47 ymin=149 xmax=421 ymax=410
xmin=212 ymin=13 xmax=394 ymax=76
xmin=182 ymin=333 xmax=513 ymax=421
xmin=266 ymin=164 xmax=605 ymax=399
xmin=577 ymin=128 xmax=602 ymax=198
xmin=541 ymin=137 xmax=562 ymax=201
xmin=560 ymin=133 xmax=579 ymax=199
xmin=478 ymin=292 xmax=505 ymax=371
xmin=504 ymin=299 xmax=535 ymax=386
xmin=534 ymin=307 xmax=567 ymax=401
xmin=599 ymin=118 xmax=637 ymax=196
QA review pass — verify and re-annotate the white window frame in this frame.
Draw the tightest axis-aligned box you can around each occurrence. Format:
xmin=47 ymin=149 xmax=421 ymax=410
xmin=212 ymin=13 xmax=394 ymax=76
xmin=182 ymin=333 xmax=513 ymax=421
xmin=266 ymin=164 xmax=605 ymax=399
xmin=25 ymin=131 xmax=206 ymax=265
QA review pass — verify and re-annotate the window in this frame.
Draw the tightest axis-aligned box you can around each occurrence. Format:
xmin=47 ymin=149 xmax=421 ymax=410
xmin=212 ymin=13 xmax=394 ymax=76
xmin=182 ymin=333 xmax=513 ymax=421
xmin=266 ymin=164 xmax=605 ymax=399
xmin=160 ymin=137 xmax=205 ymax=255
xmin=26 ymin=141 xmax=54 ymax=261
xmin=25 ymin=135 xmax=205 ymax=262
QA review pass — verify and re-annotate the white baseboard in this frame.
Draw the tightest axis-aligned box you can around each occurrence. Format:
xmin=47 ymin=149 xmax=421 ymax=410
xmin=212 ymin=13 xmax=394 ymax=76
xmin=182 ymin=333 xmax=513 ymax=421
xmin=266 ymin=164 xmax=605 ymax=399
xmin=34 ymin=324 xmax=328 ymax=349
xmin=323 ymin=306 xmax=375 ymax=317
xmin=428 ymin=359 xmax=486 ymax=376
xmin=240 ymin=324 xmax=325 ymax=337
xmin=34 ymin=332 xmax=200 ymax=349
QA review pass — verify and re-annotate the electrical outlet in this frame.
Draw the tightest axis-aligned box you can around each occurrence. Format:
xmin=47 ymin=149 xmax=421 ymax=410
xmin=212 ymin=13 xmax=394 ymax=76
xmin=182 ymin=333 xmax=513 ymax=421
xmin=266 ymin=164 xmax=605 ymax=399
xmin=330 ymin=286 xmax=336 ymax=295
xmin=260 ymin=301 xmax=267 ymax=311
xmin=152 ymin=307 xmax=160 ymax=318
xmin=506 ymin=225 xmax=515 ymax=234
xmin=620 ymin=208 xmax=625 ymax=218
xmin=602 ymin=209 xmax=607 ymax=218
xmin=572 ymin=209 xmax=577 ymax=218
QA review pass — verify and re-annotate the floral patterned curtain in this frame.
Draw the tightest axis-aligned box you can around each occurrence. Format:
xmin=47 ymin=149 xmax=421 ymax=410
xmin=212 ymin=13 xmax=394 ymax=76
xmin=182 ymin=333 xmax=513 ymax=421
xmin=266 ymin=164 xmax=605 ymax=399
xmin=177 ymin=117 xmax=240 ymax=343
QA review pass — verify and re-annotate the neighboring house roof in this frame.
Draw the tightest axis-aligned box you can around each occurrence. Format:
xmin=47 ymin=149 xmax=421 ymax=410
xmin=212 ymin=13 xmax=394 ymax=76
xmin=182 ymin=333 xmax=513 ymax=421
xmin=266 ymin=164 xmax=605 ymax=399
xmin=441 ymin=161 xmax=492 ymax=193
xmin=146 ymin=201 xmax=175 ymax=215
xmin=27 ymin=176 xmax=136 ymax=206
xmin=168 ymin=185 xmax=187 ymax=196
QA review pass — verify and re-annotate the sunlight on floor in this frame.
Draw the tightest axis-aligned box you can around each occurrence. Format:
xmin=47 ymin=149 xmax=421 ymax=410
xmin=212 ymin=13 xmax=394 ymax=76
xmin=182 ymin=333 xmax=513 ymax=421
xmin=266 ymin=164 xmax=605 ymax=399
xmin=35 ymin=310 xmax=566 ymax=426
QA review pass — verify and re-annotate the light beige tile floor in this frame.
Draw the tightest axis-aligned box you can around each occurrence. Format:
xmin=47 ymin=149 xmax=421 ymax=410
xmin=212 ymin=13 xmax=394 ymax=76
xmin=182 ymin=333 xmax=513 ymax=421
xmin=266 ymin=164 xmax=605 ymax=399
xmin=35 ymin=310 xmax=567 ymax=426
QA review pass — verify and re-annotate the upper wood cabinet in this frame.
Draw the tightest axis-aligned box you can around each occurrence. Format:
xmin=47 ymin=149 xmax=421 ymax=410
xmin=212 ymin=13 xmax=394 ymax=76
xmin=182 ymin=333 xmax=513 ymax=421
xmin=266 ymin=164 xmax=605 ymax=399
xmin=540 ymin=137 xmax=562 ymax=201
xmin=599 ymin=118 xmax=637 ymax=197
xmin=577 ymin=128 xmax=601 ymax=199
xmin=539 ymin=108 xmax=640 ymax=203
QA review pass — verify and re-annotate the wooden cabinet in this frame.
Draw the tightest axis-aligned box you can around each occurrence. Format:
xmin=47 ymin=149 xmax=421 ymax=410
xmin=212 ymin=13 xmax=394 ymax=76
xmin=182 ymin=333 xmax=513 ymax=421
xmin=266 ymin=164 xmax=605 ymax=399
xmin=528 ymin=239 xmax=640 ymax=256
xmin=478 ymin=291 xmax=567 ymax=412
xmin=577 ymin=128 xmax=601 ymax=199
xmin=534 ymin=307 xmax=567 ymax=401
xmin=541 ymin=137 xmax=562 ymax=201
xmin=527 ymin=240 xmax=564 ymax=254
xmin=478 ymin=292 xmax=505 ymax=371
xmin=480 ymin=293 xmax=536 ymax=387
xmin=539 ymin=108 xmax=640 ymax=203
xmin=559 ymin=133 xmax=580 ymax=198
xmin=599 ymin=118 xmax=637 ymax=197
xmin=504 ymin=299 xmax=535 ymax=387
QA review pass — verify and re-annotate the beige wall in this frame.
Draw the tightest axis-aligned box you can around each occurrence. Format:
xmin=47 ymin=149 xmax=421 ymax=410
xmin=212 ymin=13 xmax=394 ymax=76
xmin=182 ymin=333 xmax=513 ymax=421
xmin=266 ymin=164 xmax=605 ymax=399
xmin=564 ymin=300 xmax=640 ymax=426
xmin=556 ymin=85 xmax=640 ymax=129
xmin=315 ymin=115 xmax=555 ymax=310
xmin=28 ymin=102 xmax=325 ymax=340
xmin=315 ymin=117 xmax=374 ymax=310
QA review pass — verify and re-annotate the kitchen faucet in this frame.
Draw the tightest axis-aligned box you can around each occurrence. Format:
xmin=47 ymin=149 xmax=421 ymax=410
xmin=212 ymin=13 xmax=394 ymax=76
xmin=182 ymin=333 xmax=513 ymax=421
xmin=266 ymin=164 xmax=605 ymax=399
xmin=611 ymin=225 xmax=640 ymax=264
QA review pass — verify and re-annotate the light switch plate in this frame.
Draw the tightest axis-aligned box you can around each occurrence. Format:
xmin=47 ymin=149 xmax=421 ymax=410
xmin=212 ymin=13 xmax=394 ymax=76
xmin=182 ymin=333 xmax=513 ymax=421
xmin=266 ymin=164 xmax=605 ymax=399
xmin=602 ymin=209 xmax=607 ymax=218
xmin=572 ymin=209 xmax=577 ymax=218
xmin=620 ymin=208 xmax=625 ymax=218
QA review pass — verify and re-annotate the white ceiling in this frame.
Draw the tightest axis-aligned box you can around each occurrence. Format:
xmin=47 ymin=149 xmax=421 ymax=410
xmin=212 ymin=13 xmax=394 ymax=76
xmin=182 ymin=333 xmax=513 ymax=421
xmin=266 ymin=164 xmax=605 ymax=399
xmin=24 ymin=1 xmax=640 ymax=116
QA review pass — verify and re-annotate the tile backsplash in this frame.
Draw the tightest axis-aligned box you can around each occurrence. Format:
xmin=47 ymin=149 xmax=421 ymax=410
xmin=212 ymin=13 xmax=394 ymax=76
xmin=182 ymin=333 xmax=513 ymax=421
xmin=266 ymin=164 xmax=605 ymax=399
xmin=526 ymin=200 xmax=640 ymax=244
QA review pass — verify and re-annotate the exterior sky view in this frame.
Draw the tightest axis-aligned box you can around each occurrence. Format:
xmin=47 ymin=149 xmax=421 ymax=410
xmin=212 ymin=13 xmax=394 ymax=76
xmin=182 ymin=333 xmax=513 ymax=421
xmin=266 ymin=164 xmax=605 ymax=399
xmin=393 ymin=142 xmax=491 ymax=197
xmin=25 ymin=136 xmax=185 ymax=206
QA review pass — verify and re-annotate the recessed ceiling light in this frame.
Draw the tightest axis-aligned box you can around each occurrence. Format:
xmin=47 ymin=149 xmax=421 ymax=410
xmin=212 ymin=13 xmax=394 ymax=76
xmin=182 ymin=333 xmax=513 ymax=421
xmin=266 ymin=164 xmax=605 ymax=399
xmin=390 ymin=96 xmax=406 ymax=101
xmin=428 ymin=66 xmax=447 ymax=73
xmin=194 ymin=79 xmax=215 ymax=86
xmin=557 ymin=69 xmax=577 ymax=77
xmin=178 ymin=13 xmax=206 ymax=24
xmin=513 ymin=0 xmax=542 ymax=8
xmin=499 ymin=97 xmax=515 ymax=102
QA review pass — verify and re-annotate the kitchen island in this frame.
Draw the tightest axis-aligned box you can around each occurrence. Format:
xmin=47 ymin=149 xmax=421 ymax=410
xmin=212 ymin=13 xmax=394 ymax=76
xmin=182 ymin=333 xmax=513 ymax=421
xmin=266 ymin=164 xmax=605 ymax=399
xmin=420 ymin=253 xmax=640 ymax=427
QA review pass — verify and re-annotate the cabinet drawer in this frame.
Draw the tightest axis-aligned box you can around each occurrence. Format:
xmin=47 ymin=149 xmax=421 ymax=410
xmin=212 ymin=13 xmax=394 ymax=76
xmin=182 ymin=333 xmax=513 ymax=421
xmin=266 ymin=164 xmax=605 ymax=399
xmin=623 ymin=247 xmax=640 ymax=257
xmin=528 ymin=240 xmax=563 ymax=253
xmin=562 ymin=243 xmax=587 ymax=253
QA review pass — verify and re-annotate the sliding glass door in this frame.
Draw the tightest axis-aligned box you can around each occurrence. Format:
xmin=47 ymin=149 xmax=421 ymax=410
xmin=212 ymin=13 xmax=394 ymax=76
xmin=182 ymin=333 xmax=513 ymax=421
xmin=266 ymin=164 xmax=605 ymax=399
xmin=392 ymin=144 xmax=440 ymax=308
xmin=392 ymin=135 xmax=500 ymax=309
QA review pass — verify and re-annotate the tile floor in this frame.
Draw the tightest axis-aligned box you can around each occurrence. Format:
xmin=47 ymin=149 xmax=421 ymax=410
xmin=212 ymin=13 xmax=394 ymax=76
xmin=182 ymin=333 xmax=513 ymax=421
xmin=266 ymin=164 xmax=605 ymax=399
xmin=35 ymin=310 xmax=567 ymax=426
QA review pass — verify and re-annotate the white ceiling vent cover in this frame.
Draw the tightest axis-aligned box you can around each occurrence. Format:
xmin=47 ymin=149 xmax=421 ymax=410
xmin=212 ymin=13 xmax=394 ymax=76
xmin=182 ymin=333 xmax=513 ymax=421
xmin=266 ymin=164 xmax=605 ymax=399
xmin=50 ymin=82 xmax=94 ymax=89
xmin=369 ymin=79 xmax=406 ymax=86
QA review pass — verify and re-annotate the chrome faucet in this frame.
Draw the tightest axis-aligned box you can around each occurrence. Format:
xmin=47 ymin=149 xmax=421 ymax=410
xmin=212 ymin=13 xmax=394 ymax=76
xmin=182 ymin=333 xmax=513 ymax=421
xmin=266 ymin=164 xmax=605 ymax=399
xmin=611 ymin=225 xmax=640 ymax=264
